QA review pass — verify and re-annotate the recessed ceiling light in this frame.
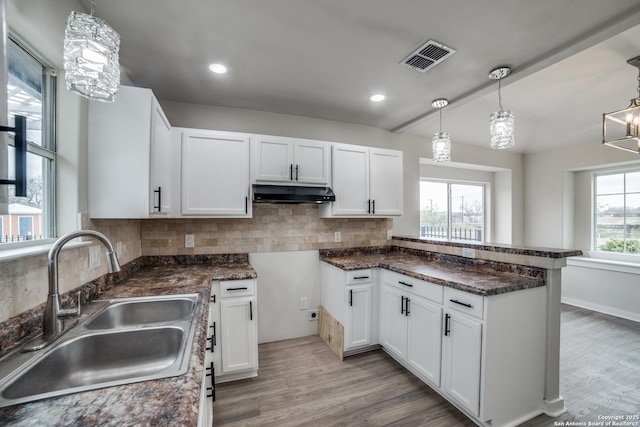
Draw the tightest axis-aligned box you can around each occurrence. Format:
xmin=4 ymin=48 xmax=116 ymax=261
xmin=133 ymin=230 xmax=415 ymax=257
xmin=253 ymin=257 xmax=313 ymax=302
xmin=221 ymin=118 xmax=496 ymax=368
xmin=370 ymin=94 xmax=385 ymax=102
xmin=209 ymin=63 xmax=228 ymax=74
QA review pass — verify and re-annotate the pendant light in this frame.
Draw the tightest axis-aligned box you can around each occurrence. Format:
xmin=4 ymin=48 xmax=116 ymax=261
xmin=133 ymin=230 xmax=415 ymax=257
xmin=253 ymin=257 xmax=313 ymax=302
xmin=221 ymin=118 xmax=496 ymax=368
xmin=63 ymin=0 xmax=120 ymax=102
xmin=602 ymin=55 xmax=640 ymax=154
xmin=488 ymin=67 xmax=515 ymax=149
xmin=432 ymin=99 xmax=451 ymax=162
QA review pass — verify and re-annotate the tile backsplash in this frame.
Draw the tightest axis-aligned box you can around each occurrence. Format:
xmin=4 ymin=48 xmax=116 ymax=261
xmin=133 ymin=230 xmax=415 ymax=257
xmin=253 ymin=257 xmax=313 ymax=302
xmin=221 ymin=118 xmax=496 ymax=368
xmin=1 ymin=205 xmax=390 ymax=321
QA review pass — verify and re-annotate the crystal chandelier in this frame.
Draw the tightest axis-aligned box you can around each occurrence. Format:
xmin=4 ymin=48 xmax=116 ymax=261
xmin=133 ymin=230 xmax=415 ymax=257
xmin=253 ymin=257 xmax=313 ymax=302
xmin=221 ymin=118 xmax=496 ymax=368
xmin=602 ymin=55 xmax=640 ymax=154
xmin=432 ymin=99 xmax=451 ymax=162
xmin=488 ymin=67 xmax=515 ymax=149
xmin=63 ymin=0 xmax=120 ymax=102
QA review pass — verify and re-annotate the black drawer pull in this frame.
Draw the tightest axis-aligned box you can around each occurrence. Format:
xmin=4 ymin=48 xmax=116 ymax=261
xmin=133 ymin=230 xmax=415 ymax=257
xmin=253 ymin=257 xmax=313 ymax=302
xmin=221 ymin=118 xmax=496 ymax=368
xmin=401 ymin=295 xmax=405 ymax=315
xmin=353 ymin=276 xmax=369 ymax=280
xmin=398 ymin=281 xmax=413 ymax=287
xmin=349 ymin=289 xmax=353 ymax=306
xmin=405 ymin=298 xmax=410 ymax=317
xmin=210 ymin=294 xmax=216 ymax=303
xmin=226 ymin=286 xmax=248 ymax=291
xmin=250 ymin=300 xmax=253 ymax=321
xmin=450 ymin=299 xmax=473 ymax=308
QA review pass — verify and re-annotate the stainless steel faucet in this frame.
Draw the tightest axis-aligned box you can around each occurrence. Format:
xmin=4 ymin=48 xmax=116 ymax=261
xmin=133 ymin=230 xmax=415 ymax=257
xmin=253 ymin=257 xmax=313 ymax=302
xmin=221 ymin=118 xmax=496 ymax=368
xmin=26 ymin=230 xmax=121 ymax=351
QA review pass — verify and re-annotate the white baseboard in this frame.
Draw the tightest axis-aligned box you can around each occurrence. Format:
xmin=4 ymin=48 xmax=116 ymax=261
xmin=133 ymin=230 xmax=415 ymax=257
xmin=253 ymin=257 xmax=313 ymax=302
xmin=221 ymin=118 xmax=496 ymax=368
xmin=562 ymin=297 xmax=640 ymax=323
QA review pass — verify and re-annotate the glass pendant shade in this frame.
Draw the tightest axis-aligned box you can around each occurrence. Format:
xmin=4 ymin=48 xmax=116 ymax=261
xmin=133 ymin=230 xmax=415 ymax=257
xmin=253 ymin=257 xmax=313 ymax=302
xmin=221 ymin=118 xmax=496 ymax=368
xmin=489 ymin=110 xmax=515 ymax=149
xmin=63 ymin=11 xmax=120 ymax=102
xmin=432 ymin=131 xmax=451 ymax=162
xmin=602 ymin=56 xmax=640 ymax=154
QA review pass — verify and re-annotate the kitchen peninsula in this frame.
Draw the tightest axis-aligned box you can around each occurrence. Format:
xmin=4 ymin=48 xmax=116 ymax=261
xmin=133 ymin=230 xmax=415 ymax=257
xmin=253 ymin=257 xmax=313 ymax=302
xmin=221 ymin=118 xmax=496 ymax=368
xmin=319 ymin=237 xmax=581 ymax=427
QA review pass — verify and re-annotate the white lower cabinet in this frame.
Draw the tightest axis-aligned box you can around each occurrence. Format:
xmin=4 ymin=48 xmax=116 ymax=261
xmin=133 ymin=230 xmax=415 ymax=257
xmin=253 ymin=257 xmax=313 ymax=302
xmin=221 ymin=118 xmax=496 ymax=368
xmin=379 ymin=272 xmax=442 ymax=387
xmin=345 ymin=283 xmax=373 ymax=349
xmin=441 ymin=308 xmax=482 ymax=415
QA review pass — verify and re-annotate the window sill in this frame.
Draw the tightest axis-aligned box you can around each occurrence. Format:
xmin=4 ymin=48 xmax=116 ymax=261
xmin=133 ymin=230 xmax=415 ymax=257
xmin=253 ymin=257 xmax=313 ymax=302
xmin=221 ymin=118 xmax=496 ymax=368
xmin=567 ymin=254 xmax=640 ymax=275
xmin=0 ymin=240 xmax=91 ymax=263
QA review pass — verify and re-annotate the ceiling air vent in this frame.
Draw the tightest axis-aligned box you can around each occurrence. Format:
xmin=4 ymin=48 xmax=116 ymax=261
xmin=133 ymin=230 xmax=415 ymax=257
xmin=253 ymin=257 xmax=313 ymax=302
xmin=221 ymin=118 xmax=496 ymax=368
xmin=400 ymin=40 xmax=456 ymax=73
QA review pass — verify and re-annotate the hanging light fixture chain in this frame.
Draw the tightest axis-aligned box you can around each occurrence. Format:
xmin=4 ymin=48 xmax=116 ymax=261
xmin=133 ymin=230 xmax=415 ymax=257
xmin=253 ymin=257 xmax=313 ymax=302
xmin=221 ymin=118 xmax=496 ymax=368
xmin=637 ymin=66 xmax=640 ymax=101
xmin=498 ymin=77 xmax=504 ymax=110
xmin=90 ymin=0 xmax=96 ymax=16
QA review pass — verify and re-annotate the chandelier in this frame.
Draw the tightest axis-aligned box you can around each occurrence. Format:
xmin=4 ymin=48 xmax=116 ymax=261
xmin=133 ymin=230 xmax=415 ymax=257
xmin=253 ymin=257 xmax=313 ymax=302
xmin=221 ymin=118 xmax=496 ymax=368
xmin=602 ymin=55 xmax=640 ymax=154
xmin=432 ymin=99 xmax=451 ymax=162
xmin=488 ymin=67 xmax=515 ymax=149
xmin=63 ymin=0 xmax=120 ymax=102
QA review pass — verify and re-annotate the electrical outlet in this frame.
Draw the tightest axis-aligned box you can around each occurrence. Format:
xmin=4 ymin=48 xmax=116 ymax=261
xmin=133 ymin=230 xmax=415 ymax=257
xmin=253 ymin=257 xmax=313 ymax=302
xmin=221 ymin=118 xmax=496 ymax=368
xmin=300 ymin=297 xmax=308 ymax=310
xmin=462 ymin=248 xmax=476 ymax=258
xmin=308 ymin=309 xmax=318 ymax=321
xmin=387 ymin=229 xmax=393 ymax=240
xmin=334 ymin=231 xmax=341 ymax=243
xmin=185 ymin=234 xmax=195 ymax=248
xmin=116 ymin=241 xmax=123 ymax=258
xmin=89 ymin=246 xmax=101 ymax=269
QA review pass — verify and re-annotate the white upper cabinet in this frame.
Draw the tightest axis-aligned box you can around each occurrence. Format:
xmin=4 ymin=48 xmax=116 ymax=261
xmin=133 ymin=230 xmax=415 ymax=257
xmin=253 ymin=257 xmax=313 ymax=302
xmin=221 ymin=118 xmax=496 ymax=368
xmin=320 ymin=144 xmax=402 ymax=217
xmin=179 ymin=129 xmax=251 ymax=217
xmin=255 ymin=135 xmax=329 ymax=185
xmin=89 ymin=85 xmax=172 ymax=218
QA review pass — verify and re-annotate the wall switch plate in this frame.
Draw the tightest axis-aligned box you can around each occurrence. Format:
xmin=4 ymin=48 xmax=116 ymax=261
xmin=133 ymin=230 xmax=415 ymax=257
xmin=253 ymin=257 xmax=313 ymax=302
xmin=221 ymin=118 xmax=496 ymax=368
xmin=185 ymin=234 xmax=195 ymax=248
xmin=387 ymin=229 xmax=393 ymax=240
xmin=89 ymin=246 xmax=101 ymax=269
xmin=116 ymin=241 xmax=123 ymax=258
xmin=462 ymin=248 xmax=476 ymax=258
xmin=300 ymin=297 xmax=308 ymax=310
xmin=308 ymin=309 xmax=318 ymax=321
xmin=334 ymin=231 xmax=341 ymax=243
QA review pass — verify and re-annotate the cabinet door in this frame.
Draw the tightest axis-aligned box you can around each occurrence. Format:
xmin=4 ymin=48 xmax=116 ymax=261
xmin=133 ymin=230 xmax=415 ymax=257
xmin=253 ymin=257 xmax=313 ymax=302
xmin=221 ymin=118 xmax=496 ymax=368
xmin=293 ymin=139 xmax=330 ymax=185
xmin=255 ymin=135 xmax=294 ymax=182
xmin=369 ymin=148 xmax=402 ymax=216
xmin=149 ymin=96 xmax=172 ymax=214
xmin=345 ymin=284 xmax=372 ymax=350
xmin=181 ymin=131 xmax=251 ymax=216
xmin=380 ymin=284 xmax=408 ymax=360
xmin=331 ymin=144 xmax=369 ymax=215
xmin=407 ymin=296 xmax=442 ymax=386
xmin=220 ymin=297 xmax=258 ymax=374
xmin=442 ymin=311 xmax=482 ymax=416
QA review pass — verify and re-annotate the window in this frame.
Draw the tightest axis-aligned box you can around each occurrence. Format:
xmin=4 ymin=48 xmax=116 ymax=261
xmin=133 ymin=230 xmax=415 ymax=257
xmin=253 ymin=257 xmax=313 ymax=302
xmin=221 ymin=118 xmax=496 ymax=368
xmin=2 ymin=36 xmax=56 ymax=245
xmin=594 ymin=170 xmax=640 ymax=254
xmin=420 ymin=180 xmax=485 ymax=242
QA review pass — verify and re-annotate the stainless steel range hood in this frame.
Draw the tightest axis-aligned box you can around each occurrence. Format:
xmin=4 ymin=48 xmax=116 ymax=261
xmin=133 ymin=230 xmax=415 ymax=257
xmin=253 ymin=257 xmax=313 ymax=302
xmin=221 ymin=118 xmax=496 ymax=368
xmin=252 ymin=184 xmax=335 ymax=204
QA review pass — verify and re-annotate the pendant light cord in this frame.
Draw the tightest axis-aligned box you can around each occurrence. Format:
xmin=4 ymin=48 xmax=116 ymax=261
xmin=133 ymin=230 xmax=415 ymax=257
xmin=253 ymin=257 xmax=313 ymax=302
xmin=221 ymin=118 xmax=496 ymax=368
xmin=498 ymin=77 xmax=504 ymax=110
xmin=439 ymin=107 xmax=443 ymax=132
xmin=90 ymin=0 xmax=96 ymax=16
xmin=637 ymin=66 xmax=640 ymax=101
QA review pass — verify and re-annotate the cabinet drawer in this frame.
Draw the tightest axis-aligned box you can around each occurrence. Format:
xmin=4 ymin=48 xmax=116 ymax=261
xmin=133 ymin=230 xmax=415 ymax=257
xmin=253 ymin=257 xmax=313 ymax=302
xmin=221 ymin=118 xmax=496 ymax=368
xmin=220 ymin=279 xmax=255 ymax=297
xmin=444 ymin=287 xmax=483 ymax=319
xmin=346 ymin=269 xmax=373 ymax=284
xmin=382 ymin=270 xmax=443 ymax=304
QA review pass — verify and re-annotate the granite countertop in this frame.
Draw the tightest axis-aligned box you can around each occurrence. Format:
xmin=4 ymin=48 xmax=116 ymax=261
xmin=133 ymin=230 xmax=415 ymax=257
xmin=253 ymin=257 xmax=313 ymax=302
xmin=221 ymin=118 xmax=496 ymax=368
xmin=320 ymin=251 xmax=545 ymax=296
xmin=0 ymin=261 xmax=256 ymax=427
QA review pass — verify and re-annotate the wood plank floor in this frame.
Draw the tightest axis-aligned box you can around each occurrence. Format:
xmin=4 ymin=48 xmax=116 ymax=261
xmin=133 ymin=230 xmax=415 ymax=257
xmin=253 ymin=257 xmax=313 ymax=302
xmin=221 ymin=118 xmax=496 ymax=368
xmin=213 ymin=305 xmax=640 ymax=426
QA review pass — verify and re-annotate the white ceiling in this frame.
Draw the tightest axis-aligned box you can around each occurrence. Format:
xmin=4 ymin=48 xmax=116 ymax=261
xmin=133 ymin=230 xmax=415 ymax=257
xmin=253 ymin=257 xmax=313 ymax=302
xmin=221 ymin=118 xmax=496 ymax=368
xmin=80 ymin=0 xmax=640 ymax=154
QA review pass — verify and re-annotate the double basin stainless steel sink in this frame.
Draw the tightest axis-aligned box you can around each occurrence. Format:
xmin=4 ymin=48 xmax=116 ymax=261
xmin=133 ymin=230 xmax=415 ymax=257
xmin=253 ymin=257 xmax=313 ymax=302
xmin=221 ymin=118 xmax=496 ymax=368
xmin=0 ymin=294 xmax=201 ymax=408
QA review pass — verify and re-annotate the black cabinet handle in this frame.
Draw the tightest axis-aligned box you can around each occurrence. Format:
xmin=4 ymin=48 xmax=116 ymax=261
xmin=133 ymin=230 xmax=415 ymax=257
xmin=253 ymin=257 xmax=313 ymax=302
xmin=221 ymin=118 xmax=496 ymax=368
xmin=0 ymin=115 xmax=27 ymax=197
xmin=398 ymin=281 xmax=413 ymax=288
xmin=250 ymin=300 xmax=253 ymax=321
xmin=444 ymin=313 xmax=451 ymax=336
xmin=153 ymin=187 xmax=162 ymax=212
xmin=372 ymin=199 xmax=375 ymax=215
xmin=289 ymin=164 xmax=293 ymax=181
xmin=405 ymin=298 xmax=410 ymax=316
xmin=401 ymin=295 xmax=405 ymax=315
xmin=367 ymin=199 xmax=371 ymax=214
xmin=226 ymin=287 xmax=248 ymax=291
xmin=295 ymin=164 xmax=299 ymax=181
xmin=245 ymin=196 xmax=248 ymax=214
xmin=206 ymin=336 xmax=214 ymax=352
xmin=349 ymin=289 xmax=353 ymax=306
xmin=209 ymin=321 xmax=217 ymax=347
xmin=353 ymin=276 xmax=369 ymax=280
xmin=205 ymin=362 xmax=215 ymax=401
xmin=450 ymin=299 xmax=473 ymax=308
xmin=210 ymin=294 xmax=216 ymax=303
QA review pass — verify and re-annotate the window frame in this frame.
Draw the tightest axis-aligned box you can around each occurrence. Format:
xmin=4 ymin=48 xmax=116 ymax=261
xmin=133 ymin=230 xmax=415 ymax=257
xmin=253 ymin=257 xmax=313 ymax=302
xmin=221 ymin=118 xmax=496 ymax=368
xmin=2 ymin=33 xmax=57 ymax=248
xmin=420 ymin=178 xmax=487 ymax=243
xmin=592 ymin=168 xmax=640 ymax=256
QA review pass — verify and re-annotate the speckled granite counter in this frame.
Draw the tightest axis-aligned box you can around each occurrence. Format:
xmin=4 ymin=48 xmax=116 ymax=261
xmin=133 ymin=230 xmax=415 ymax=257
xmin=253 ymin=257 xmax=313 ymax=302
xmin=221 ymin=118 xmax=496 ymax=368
xmin=0 ymin=256 xmax=256 ymax=427
xmin=320 ymin=246 xmax=545 ymax=296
